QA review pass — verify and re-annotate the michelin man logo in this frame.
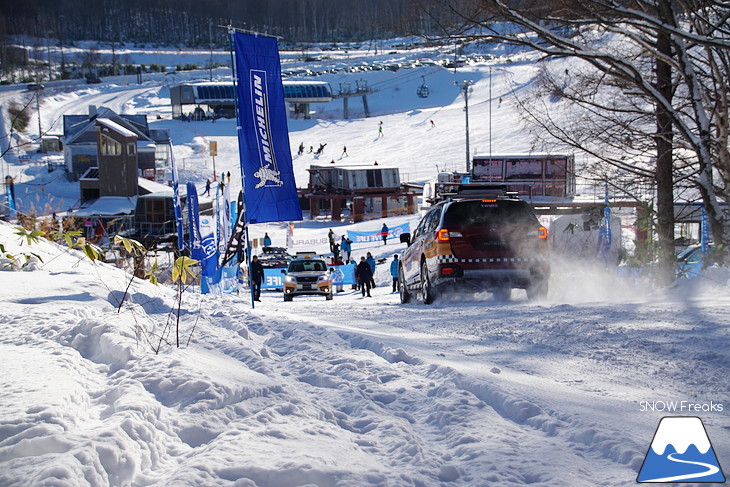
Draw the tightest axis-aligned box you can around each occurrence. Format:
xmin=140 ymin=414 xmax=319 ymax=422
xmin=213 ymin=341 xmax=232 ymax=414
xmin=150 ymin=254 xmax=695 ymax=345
xmin=253 ymin=163 xmax=283 ymax=189
xmin=637 ymin=416 xmax=725 ymax=483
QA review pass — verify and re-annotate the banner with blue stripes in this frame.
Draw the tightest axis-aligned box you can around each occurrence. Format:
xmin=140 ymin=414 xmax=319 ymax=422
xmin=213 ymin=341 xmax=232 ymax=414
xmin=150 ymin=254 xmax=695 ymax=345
xmin=233 ymin=32 xmax=302 ymax=224
xmin=187 ymin=182 xmax=220 ymax=294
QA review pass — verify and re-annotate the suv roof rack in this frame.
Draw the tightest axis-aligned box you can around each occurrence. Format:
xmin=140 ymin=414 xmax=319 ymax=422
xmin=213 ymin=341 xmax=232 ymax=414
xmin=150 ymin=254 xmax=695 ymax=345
xmin=294 ymin=251 xmax=319 ymax=258
xmin=439 ymin=183 xmax=520 ymax=200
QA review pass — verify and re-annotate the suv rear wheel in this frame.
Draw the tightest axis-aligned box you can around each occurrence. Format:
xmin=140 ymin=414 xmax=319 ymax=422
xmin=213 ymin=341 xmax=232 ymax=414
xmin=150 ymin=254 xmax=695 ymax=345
xmin=420 ymin=261 xmax=435 ymax=304
xmin=526 ymin=279 xmax=548 ymax=301
xmin=399 ymin=266 xmax=411 ymax=304
xmin=493 ymin=286 xmax=511 ymax=302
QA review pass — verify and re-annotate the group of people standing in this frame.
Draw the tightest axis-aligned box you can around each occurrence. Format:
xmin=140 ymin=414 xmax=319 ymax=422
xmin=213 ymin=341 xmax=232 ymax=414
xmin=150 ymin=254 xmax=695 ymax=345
xmin=249 ymin=227 xmax=401 ymax=302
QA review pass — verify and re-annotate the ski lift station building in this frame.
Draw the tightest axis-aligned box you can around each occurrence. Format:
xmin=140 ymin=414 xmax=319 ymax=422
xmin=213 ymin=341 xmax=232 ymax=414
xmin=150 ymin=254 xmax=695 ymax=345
xmin=170 ymin=81 xmax=333 ymax=120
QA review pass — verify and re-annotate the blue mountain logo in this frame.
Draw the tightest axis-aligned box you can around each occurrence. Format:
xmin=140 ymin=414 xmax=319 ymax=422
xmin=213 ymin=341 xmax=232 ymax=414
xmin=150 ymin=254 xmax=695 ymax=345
xmin=637 ymin=416 xmax=726 ymax=483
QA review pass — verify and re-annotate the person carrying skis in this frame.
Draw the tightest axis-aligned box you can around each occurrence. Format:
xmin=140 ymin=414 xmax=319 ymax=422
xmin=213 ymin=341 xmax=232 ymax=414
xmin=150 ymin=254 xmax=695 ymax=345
xmin=381 ymin=223 xmax=389 ymax=245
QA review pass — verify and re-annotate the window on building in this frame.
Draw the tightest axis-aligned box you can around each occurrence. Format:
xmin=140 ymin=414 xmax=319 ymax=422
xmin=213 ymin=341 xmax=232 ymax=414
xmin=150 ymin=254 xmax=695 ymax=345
xmin=100 ymin=134 xmax=122 ymax=156
xmin=366 ymin=169 xmax=383 ymax=187
xmin=127 ymin=143 xmax=136 ymax=156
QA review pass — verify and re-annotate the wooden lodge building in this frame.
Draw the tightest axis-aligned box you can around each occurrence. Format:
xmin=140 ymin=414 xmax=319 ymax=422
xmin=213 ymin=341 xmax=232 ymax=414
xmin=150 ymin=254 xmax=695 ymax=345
xmin=302 ymin=164 xmax=419 ymax=222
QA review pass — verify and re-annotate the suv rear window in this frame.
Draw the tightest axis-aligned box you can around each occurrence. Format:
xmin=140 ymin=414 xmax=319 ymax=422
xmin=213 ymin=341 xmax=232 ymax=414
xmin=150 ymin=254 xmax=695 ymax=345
xmin=443 ymin=200 xmax=538 ymax=226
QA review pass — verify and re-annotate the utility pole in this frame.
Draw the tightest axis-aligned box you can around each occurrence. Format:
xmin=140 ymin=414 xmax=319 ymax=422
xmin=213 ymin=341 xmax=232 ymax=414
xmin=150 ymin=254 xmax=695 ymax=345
xmin=209 ymin=21 xmax=214 ymax=82
xmin=455 ymin=80 xmax=474 ymax=173
xmin=35 ymin=89 xmax=44 ymax=152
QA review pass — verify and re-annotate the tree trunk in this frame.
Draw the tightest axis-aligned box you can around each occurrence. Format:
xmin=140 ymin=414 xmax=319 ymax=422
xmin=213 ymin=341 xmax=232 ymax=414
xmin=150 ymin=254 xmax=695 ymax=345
xmin=655 ymin=28 xmax=675 ymax=286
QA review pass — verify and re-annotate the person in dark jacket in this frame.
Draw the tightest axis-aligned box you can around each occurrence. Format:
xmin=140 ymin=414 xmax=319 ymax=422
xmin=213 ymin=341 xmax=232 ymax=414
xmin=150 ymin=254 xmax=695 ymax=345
xmin=355 ymin=256 xmax=373 ymax=297
xmin=366 ymin=252 xmax=376 ymax=288
xmin=250 ymin=255 xmax=265 ymax=301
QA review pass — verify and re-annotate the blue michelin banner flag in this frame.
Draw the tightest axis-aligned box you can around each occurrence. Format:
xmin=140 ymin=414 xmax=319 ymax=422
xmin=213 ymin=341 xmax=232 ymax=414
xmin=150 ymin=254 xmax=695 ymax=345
xmin=233 ymin=32 xmax=302 ymax=224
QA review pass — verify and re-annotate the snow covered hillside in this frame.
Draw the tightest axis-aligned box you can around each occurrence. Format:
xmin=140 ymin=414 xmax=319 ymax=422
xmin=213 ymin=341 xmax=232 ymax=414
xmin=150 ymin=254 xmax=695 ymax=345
xmin=0 ymin=41 xmax=729 ymax=487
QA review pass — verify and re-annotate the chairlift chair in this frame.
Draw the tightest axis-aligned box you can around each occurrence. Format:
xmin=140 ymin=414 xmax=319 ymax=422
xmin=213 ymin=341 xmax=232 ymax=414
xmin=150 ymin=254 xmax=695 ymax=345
xmin=417 ymin=76 xmax=430 ymax=98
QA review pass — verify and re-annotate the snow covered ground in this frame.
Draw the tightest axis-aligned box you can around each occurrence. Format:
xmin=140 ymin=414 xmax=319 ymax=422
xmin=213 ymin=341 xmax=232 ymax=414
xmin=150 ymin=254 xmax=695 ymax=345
xmin=0 ymin=40 xmax=729 ymax=487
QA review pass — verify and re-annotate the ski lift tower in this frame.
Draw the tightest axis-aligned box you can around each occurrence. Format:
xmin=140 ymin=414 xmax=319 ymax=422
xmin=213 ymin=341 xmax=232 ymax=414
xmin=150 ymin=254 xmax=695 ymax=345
xmin=455 ymin=80 xmax=475 ymax=173
xmin=333 ymin=79 xmax=377 ymax=119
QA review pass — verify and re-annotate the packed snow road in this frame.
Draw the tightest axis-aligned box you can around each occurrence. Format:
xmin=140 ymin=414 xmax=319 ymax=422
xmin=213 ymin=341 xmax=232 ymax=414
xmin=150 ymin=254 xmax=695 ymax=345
xmin=245 ymin=269 xmax=730 ymax=485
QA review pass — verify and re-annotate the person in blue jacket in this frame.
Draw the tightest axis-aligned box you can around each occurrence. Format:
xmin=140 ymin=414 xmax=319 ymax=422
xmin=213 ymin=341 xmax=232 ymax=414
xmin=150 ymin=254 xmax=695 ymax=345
xmin=390 ymin=254 xmax=399 ymax=292
xmin=263 ymin=233 xmax=272 ymax=247
xmin=366 ymin=252 xmax=376 ymax=288
xmin=340 ymin=235 xmax=352 ymax=262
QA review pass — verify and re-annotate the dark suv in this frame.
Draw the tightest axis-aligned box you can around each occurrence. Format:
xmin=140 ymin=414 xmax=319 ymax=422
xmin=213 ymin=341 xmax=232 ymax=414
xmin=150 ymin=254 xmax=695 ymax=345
xmin=398 ymin=191 xmax=550 ymax=303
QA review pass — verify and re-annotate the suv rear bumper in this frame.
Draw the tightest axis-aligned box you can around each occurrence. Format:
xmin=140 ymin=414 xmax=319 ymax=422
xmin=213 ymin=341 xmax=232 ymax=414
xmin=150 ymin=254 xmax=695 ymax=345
xmin=434 ymin=260 xmax=549 ymax=290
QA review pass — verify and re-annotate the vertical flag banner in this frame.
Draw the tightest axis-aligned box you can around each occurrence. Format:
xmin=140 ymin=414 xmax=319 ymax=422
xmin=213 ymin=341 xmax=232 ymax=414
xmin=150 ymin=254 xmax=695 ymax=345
xmin=5 ymin=183 xmax=16 ymax=216
xmin=187 ymin=182 xmax=220 ymax=294
xmin=233 ymin=32 xmax=302 ymax=224
xmin=169 ymin=141 xmax=185 ymax=250
xmin=219 ymin=182 xmax=232 ymax=251
xmin=597 ymin=187 xmax=611 ymax=259
xmin=701 ymin=206 xmax=709 ymax=255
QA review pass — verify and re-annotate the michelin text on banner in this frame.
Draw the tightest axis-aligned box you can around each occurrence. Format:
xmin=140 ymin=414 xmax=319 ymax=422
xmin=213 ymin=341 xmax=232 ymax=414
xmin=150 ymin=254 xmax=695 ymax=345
xmin=233 ymin=32 xmax=302 ymax=224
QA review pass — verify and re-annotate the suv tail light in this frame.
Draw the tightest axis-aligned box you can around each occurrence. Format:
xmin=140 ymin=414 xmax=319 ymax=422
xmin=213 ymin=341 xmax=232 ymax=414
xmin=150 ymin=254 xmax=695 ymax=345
xmin=437 ymin=229 xmax=463 ymax=242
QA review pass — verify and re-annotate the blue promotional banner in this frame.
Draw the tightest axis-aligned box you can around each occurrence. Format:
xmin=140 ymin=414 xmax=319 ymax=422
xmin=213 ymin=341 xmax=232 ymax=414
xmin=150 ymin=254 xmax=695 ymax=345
xmin=204 ymin=265 xmax=239 ymax=294
xmin=262 ymin=267 xmax=286 ymax=290
xmin=347 ymin=223 xmax=410 ymax=244
xmin=5 ymin=183 xmax=15 ymax=216
xmin=169 ymin=141 xmax=185 ymax=250
xmin=331 ymin=263 xmax=356 ymax=286
xmin=259 ymin=263 xmax=356 ymax=290
xmin=233 ymin=32 xmax=302 ymax=224
xmin=187 ymin=182 xmax=220 ymax=294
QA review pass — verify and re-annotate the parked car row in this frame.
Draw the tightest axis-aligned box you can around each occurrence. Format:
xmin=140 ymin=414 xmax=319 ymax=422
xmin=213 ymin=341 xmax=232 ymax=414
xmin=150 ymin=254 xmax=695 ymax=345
xmin=280 ymin=57 xmax=475 ymax=79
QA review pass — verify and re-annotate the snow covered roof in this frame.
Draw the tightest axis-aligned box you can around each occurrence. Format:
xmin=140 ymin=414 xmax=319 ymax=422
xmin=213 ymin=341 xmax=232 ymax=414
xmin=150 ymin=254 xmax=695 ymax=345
xmin=137 ymin=177 xmax=174 ymax=196
xmin=97 ymin=118 xmax=137 ymax=138
xmin=73 ymin=196 xmax=137 ymax=217
xmin=63 ymin=107 xmax=152 ymax=145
